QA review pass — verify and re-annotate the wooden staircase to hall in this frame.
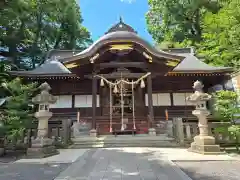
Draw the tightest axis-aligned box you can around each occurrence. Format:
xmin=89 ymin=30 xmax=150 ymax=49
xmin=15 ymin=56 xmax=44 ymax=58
xmin=95 ymin=116 xmax=149 ymax=135
xmin=93 ymin=116 xmax=169 ymax=135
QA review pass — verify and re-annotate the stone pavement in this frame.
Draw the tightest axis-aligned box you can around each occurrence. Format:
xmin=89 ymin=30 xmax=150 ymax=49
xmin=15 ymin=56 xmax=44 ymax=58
xmin=55 ymin=148 xmax=192 ymax=180
xmin=0 ymin=162 xmax=70 ymax=180
xmin=1 ymin=147 xmax=240 ymax=180
xmin=176 ymin=161 xmax=240 ymax=180
xmin=15 ymin=149 xmax=88 ymax=164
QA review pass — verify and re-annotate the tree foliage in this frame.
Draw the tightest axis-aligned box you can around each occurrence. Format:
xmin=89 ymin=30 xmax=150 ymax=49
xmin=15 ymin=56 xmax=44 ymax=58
xmin=213 ymin=90 xmax=240 ymax=151
xmin=146 ymin=0 xmax=239 ymax=69
xmin=198 ymin=0 xmax=240 ymax=69
xmin=0 ymin=78 xmax=37 ymax=141
xmin=213 ymin=90 xmax=239 ymax=122
xmin=0 ymin=0 xmax=92 ymax=69
xmin=146 ymin=0 xmax=220 ymax=45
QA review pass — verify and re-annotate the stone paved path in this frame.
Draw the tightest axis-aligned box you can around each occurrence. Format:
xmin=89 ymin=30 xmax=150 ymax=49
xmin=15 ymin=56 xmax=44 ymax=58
xmin=55 ymin=148 xmax=192 ymax=180
xmin=0 ymin=163 xmax=69 ymax=180
xmin=176 ymin=161 xmax=240 ymax=180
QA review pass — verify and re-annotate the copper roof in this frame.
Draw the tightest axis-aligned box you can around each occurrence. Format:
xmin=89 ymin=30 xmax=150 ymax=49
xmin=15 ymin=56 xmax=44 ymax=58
xmin=10 ymin=20 xmax=233 ymax=76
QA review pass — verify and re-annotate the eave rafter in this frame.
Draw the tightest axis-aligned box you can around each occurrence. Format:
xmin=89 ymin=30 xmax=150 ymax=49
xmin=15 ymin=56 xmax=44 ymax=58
xmin=166 ymin=72 xmax=228 ymax=76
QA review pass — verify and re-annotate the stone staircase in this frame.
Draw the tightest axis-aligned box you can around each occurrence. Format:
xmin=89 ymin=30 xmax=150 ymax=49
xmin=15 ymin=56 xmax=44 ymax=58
xmin=69 ymin=134 xmax=180 ymax=149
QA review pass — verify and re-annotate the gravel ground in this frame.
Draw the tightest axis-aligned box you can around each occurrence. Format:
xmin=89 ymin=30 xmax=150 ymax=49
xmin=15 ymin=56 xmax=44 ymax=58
xmin=0 ymin=163 xmax=70 ymax=180
xmin=175 ymin=161 xmax=240 ymax=180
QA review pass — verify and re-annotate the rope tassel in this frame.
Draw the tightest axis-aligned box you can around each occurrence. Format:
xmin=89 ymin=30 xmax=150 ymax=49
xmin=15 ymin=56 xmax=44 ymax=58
xmin=113 ymin=85 xmax=118 ymax=93
xmin=140 ymin=79 xmax=145 ymax=88
xmin=100 ymin=78 xmax=104 ymax=87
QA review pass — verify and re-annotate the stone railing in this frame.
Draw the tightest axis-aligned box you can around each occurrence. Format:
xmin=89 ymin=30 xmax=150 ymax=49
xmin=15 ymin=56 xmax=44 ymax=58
xmin=172 ymin=118 xmax=238 ymax=146
xmin=3 ymin=119 xmax=72 ymax=152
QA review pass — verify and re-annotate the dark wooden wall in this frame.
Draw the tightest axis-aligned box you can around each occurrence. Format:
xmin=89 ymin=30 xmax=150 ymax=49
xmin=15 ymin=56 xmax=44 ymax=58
xmin=36 ymin=74 xmax=227 ymax=119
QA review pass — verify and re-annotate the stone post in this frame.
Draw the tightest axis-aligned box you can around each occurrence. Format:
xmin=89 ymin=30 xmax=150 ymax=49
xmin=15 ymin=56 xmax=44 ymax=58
xmin=0 ymin=118 xmax=4 ymax=156
xmin=27 ymin=82 xmax=59 ymax=158
xmin=0 ymin=139 xmax=4 ymax=156
xmin=175 ymin=117 xmax=184 ymax=145
xmin=166 ymin=120 xmax=173 ymax=137
xmin=185 ymin=124 xmax=192 ymax=140
xmin=62 ymin=119 xmax=72 ymax=145
xmin=186 ymin=80 xmax=222 ymax=154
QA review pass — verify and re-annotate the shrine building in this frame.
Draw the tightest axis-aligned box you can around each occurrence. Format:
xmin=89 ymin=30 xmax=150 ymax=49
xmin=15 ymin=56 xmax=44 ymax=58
xmin=10 ymin=19 xmax=234 ymax=135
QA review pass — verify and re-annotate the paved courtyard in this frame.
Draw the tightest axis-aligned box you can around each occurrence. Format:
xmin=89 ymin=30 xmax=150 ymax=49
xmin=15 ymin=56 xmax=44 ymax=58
xmin=55 ymin=148 xmax=192 ymax=180
xmin=0 ymin=148 xmax=240 ymax=180
xmin=0 ymin=162 xmax=70 ymax=180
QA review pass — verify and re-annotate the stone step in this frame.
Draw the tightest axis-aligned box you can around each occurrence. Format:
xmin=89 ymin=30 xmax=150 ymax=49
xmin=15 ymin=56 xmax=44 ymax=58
xmin=69 ymin=135 xmax=179 ymax=149
xmin=69 ymin=141 xmax=179 ymax=149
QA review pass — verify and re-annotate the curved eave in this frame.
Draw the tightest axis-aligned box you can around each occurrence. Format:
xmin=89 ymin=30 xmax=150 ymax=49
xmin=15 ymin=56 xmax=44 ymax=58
xmin=60 ymin=31 xmax=185 ymax=64
xmin=172 ymin=68 xmax=233 ymax=73
xmin=167 ymin=70 xmax=232 ymax=76
xmin=10 ymin=71 xmax=79 ymax=78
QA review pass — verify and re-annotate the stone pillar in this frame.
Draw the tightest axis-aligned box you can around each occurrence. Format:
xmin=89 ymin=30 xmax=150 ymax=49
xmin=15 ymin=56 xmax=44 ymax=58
xmin=0 ymin=139 xmax=4 ymax=156
xmin=147 ymin=74 xmax=156 ymax=135
xmin=187 ymin=80 xmax=222 ymax=154
xmin=185 ymin=124 xmax=192 ymax=140
xmin=0 ymin=120 xmax=4 ymax=156
xmin=90 ymin=73 xmax=97 ymax=137
xmin=175 ymin=117 xmax=184 ymax=145
xmin=27 ymin=82 xmax=59 ymax=158
xmin=166 ymin=120 xmax=174 ymax=137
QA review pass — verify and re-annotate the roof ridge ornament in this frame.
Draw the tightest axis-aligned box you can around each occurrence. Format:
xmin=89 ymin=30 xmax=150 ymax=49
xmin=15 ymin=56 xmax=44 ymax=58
xmin=105 ymin=17 xmax=137 ymax=34
xmin=119 ymin=16 xmax=123 ymax=23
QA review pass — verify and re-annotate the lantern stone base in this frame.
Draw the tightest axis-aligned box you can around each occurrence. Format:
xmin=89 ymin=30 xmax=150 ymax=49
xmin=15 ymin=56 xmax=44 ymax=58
xmin=0 ymin=148 xmax=4 ymax=156
xmin=26 ymin=138 xmax=59 ymax=158
xmin=89 ymin=129 xmax=97 ymax=137
xmin=148 ymin=128 xmax=156 ymax=136
xmin=188 ymin=135 xmax=223 ymax=155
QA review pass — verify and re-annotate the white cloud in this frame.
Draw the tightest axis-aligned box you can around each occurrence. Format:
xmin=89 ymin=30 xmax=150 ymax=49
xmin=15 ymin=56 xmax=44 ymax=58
xmin=120 ymin=0 xmax=136 ymax=4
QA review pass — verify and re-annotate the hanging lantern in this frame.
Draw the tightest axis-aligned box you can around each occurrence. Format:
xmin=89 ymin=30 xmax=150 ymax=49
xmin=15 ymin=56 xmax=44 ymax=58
xmin=100 ymin=78 xmax=104 ymax=87
xmin=113 ymin=85 xmax=118 ymax=93
xmin=140 ymin=79 xmax=145 ymax=88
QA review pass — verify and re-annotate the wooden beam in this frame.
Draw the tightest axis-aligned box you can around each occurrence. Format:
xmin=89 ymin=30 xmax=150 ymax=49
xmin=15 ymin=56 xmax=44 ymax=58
xmin=97 ymin=62 xmax=147 ymax=69
xmin=85 ymin=72 xmax=146 ymax=79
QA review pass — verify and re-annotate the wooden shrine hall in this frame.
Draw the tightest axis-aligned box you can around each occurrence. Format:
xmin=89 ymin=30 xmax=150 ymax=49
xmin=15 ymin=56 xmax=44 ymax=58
xmin=11 ymin=19 xmax=234 ymax=135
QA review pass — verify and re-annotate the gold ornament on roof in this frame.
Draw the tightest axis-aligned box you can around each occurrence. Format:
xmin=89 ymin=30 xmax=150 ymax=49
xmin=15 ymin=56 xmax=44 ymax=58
xmin=109 ymin=44 xmax=133 ymax=51
xmin=165 ymin=60 xmax=179 ymax=67
xmin=143 ymin=52 xmax=152 ymax=63
xmin=65 ymin=63 xmax=79 ymax=68
xmin=89 ymin=53 xmax=100 ymax=63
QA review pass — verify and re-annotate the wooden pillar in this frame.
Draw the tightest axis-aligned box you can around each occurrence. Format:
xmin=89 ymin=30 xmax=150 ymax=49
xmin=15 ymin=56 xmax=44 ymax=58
xmin=136 ymin=85 xmax=145 ymax=116
xmin=71 ymin=95 xmax=75 ymax=108
xmin=147 ymin=74 xmax=154 ymax=126
xmin=92 ymin=73 xmax=97 ymax=129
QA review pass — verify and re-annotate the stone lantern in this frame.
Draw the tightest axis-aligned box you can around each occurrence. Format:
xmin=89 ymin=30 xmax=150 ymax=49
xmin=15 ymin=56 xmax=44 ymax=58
xmin=186 ymin=80 xmax=222 ymax=154
xmin=27 ymin=82 xmax=58 ymax=158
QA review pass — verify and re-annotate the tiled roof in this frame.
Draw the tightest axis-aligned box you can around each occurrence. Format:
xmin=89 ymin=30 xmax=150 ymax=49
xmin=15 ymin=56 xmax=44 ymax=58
xmin=173 ymin=54 xmax=232 ymax=72
xmin=10 ymin=59 xmax=71 ymax=75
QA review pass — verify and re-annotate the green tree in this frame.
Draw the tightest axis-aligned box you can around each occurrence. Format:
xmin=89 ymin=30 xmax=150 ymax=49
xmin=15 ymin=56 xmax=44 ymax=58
xmin=0 ymin=0 xmax=92 ymax=69
xmin=146 ymin=0 xmax=220 ymax=46
xmin=1 ymin=78 xmax=37 ymax=141
xmin=214 ymin=90 xmax=239 ymax=121
xmin=198 ymin=0 xmax=240 ymax=70
xmin=214 ymin=90 xmax=240 ymax=152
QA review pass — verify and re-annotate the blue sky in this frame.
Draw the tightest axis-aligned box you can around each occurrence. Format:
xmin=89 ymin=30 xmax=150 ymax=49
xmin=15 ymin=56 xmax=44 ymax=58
xmin=78 ymin=0 xmax=154 ymax=43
